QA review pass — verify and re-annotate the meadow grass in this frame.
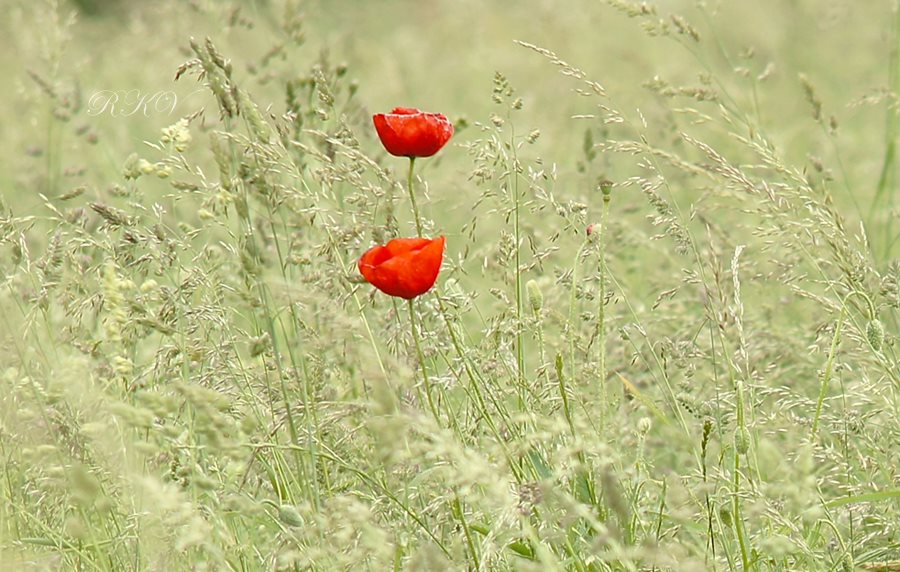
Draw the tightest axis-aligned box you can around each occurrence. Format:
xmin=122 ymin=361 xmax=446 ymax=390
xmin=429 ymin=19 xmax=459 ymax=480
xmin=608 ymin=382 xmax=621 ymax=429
xmin=1 ymin=0 xmax=899 ymax=570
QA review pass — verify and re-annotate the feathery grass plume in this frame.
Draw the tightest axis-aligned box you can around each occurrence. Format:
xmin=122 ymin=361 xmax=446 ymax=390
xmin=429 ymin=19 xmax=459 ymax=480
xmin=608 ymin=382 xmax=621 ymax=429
xmin=101 ymin=259 xmax=133 ymax=380
xmin=639 ymin=176 xmax=692 ymax=255
xmin=799 ymin=72 xmax=824 ymax=122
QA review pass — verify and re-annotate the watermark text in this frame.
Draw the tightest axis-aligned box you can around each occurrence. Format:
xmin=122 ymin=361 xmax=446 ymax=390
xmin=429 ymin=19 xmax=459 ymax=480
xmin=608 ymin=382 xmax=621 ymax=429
xmin=87 ymin=89 xmax=179 ymax=117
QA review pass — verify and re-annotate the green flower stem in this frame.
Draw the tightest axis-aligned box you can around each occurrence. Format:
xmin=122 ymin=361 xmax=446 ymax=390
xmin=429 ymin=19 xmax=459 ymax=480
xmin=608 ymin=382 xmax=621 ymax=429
xmin=810 ymin=302 xmax=852 ymax=442
xmin=598 ymin=193 xmax=611 ymax=424
xmin=404 ymin=158 xmax=440 ymax=422
xmin=733 ymin=441 xmax=751 ymax=571
xmin=568 ymin=243 xmax=586 ymax=382
xmin=408 ymin=298 xmax=440 ymax=424
xmin=407 ymin=157 xmax=424 ymax=237
xmin=870 ymin=2 xmax=900 ymax=260
xmin=451 ymin=496 xmax=480 ymax=569
xmin=535 ymin=315 xmax=548 ymax=386
xmin=512 ymin=151 xmax=526 ymax=410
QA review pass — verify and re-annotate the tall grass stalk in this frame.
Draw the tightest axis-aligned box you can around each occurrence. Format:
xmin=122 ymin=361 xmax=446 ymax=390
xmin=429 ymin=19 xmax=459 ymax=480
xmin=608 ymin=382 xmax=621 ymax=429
xmin=597 ymin=182 xmax=612 ymax=426
xmin=871 ymin=0 xmax=900 ymax=260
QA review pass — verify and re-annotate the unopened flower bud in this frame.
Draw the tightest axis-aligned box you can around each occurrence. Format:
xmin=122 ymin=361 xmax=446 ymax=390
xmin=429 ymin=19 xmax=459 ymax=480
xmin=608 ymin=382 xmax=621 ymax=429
xmin=866 ymin=318 xmax=884 ymax=351
xmin=278 ymin=504 xmax=304 ymax=527
xmin=735 ymin=427 xmax=750 ymax=455
xmin=599 ymin=178 xmax=613 ymax=198
xmin=526 ymin=279 xmax=543 ymax=316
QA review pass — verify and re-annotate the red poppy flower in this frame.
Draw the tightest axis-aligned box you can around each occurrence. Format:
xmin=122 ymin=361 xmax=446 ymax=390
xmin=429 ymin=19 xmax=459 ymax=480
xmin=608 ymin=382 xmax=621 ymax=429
xmin=358 ymin=236 xmax=446 ymax=299
xmin=373 ymin=108 xmax=454 ymax=158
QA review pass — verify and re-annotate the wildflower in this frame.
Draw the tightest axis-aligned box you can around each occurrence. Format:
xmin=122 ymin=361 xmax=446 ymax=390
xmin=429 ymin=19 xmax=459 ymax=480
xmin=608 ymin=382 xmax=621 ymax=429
xmin=358 ymin=236 xmax=446 ymax=299
xmin=372 ymin=108 xmax=453 ymax=158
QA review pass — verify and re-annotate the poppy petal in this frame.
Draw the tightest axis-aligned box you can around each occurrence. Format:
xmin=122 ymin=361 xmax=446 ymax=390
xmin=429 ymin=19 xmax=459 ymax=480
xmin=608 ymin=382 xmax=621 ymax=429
xmin=358 ymin=236 xmax=446 ymax=299
xmin=373 ymin=109 xmax=454 ymax=158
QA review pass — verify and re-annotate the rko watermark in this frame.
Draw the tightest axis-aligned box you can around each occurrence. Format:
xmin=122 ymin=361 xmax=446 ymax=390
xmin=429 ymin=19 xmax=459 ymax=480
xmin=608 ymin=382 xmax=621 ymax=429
xmin=87 ymin=89 xmax=186 ymax=117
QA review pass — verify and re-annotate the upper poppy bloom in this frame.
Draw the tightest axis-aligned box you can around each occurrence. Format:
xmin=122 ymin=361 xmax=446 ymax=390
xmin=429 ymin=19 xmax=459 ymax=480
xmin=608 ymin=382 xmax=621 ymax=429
xmin=358 ymin=236 xmax=446 ymax=299
xmin=373 ymin=108 xmax=454 ymax=158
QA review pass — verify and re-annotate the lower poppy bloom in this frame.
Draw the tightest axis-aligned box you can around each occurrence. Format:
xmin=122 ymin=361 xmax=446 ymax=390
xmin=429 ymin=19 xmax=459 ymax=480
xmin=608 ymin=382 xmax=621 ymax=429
xmin=373 ymin=108 xmax=454 ymax=158
xmin=358 ymin=236 xmax=446 ymax=299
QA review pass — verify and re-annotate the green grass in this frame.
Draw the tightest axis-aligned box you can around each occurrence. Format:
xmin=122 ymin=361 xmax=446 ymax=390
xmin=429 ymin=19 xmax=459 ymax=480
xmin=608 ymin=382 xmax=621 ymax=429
xmin=1 ymin=0 xmax=899 ymax=570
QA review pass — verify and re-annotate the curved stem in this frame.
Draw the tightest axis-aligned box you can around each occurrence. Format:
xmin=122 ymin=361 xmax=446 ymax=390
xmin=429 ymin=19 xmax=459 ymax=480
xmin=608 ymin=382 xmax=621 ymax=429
xmin=844 ymin=289 xmax=877 ymax=320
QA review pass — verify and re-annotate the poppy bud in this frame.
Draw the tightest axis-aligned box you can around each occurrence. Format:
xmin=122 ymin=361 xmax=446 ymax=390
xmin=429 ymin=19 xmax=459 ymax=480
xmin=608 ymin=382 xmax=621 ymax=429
xmin=866 ymin=318 xmax=884 ymax=351
xmin=278 ymin=505 xmax=304 ymax=527
xmin=358 ymin=236 xmax=446 ymax=299
xmin=599 ymin=178 xmax=613 ymax=199
xmin=526 ymin=279 xmax=543 ymax=316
